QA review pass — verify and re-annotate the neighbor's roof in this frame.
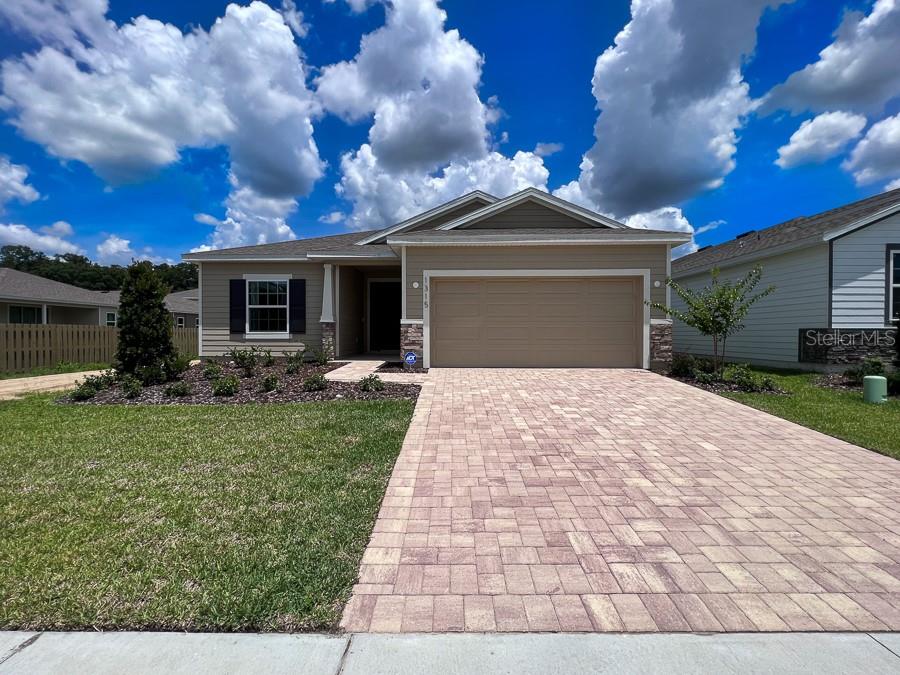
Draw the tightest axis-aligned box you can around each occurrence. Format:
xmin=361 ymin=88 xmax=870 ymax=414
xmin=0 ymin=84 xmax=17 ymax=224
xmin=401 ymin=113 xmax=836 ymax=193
xmin=96 ymin=288 xmax=199 ymax=315
xmin=0 ymin=267 xmax=119 ymax=307
xmin=673 ymin=188 xmax=900 ymax=276
xmin=387 ymin=228 xmax=690 ymax=245
xmin=182 ymin=230 xmax=392 ymax=261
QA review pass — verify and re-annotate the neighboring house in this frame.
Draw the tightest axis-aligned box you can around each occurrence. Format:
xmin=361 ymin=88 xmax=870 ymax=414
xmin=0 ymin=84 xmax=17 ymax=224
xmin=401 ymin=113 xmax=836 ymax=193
xmin=0 ymin=267 xmax=119 ymax=326
xmin=183 ymin=188 xmax=689 ymax=369
xmin=0 ymin=268 xmax=199 ymax=328
xmin=672 ymin=188 xmax=900 ymax=370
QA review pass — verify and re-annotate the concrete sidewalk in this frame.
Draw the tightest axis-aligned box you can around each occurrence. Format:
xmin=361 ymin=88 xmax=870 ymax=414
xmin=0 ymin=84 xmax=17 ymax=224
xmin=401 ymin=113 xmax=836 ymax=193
xmin=0 ymin=370 xmax=103 ymax=401
xmin=1 ymin=631 xmax=899 ymax=674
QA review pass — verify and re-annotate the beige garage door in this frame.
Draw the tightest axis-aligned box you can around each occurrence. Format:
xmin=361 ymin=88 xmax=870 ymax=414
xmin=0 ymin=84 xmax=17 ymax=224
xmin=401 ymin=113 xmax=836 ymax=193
xmin=429 ymin=276 xmax=642 ymax=367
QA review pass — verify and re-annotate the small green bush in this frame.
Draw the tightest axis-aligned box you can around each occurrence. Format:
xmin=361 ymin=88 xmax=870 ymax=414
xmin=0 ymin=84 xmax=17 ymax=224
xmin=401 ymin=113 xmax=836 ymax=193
xmin=70 ymin=381 xmax=99 ymax=401
xmin=259 ymin=348 xmax=275 ymax=367
xmin=120 ymin=375 xmax=143 ymax=399
xmin=261 ymin=374 xmax=279 ymax=392
xmin=669 ymin=353 xmax=695 ymax=377
xmin=359 ymin=374 xmax=385 ymax=392
xmin=844 ymin=357 xmax=885 ymax=385
xmin=212 ymin=374 xmax=240 ymax=397
xmin=284 ymin=349 xmax=305 ymax=375
xmin=202 ymin=362 xmax=223 ymax=380
xmin=307 ymin=348 xmax=329 ymax=367
xmin=81 ymin=372 xmax=115 ymax=391
xmin=164 ymin=380 xmax=192 ymax=397
xmin=228 ymin=347 xmax=258 ymax=378
xmin=302 ymin=373 xmax=328 ymax=392
xmin=166 ymin=353 xmax=192 ymax=379
xmin=692 ymin=369 xmax=719 ymax=386
xmin=723 ymin=363 xmax=777 ymax=393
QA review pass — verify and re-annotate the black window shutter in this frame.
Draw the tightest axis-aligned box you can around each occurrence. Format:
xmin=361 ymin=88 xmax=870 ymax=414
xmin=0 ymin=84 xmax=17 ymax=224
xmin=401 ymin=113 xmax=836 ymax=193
xmin=289 ymin=279 xmax=306 ymax=334
xmin=229 ymin=279 xmax=246 ymax=333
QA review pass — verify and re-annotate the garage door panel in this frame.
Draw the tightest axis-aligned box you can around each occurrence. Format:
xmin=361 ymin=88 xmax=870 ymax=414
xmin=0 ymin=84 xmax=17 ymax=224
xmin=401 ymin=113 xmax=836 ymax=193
xmin=430 ymin=276 xmax=641 ymax=368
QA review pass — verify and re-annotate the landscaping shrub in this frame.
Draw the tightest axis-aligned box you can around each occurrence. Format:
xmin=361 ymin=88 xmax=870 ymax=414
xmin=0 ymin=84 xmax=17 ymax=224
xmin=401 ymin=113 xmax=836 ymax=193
xmin=302 ymin=373 xmax=328 ymax=392
xmin=307 ymin=348 xmax=329 ymax=367
xmin=81 ymin=372 xmax=115 ymax=391
xmin=120 ymin=375 xmax=143 ymax=399
xmin=284 ymin=350 xmax=305 ymax=374
xmin=844 ymin=357 xmax=885 ymax=385
xmin=692 ymin=369 xmax=719 ymax=386
xmin=359 ymin=374 xmax=385 ymax=392
xmin=261 ymin=374 xmax=280 ymax=392
xmin=202 ymin=362 xmax=223 ymax=381
xmin=259 ymin=348 xmax=275 ymax=367
xmin=70 ymin=381 xmax=99 ymax=401
xmin=723 ymin=363 xmax=777 ymax=393
xmin=212 ymin=375 xmax=240 ymax=397
xmin=115 ymin=261 xmax=177 ymax=380
xmin=669 ymin=353 xmax=696 ymax=377
xmin=164 ymin=380 xmax=192 ymax=397
xmin=228 ymin=347 xmax=258 ymax=378
xmin=166 ymin=354 xmax=192 ymax=379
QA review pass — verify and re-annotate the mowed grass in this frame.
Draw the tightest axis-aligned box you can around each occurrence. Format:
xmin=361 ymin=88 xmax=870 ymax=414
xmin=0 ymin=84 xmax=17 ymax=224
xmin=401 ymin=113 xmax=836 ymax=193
xmin=0 ymin=395 xmax=414 ymax=632
xmin=0 ymin=362 xmax=109 ymax=380
xmin=724 ymin=369 xmax=900 ymax=460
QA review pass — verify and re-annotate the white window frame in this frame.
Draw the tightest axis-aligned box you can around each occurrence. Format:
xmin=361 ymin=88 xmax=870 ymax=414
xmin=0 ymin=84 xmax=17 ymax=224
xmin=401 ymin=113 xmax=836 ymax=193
xmin=195 ymin=317 xmax=200 ymax=328
xmin=243 ymin=273 xmax=292 ymax=339
xmin=890 ymin=249 xmax=900 ymax=323
xmin=105 ymin=311 xmax=117 ymax=327
xmin=176 ymin=316 xmax=185 ymax=328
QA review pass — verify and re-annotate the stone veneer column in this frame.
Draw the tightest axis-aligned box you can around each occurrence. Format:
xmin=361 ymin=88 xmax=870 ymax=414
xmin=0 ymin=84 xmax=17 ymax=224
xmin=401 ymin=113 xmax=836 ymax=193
xmin=650 ymin=321 xmax=673 ymax=372
xmin=400 ymin=323 xmax=423 ymax=369
xmin=321 ymin=321 xmax=336 ymax=360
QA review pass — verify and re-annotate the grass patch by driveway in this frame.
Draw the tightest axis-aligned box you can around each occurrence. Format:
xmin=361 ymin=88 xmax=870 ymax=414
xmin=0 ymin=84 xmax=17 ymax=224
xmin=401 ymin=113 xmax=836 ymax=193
xmin=0 ymin=394 xmax=413 ymax=632
xmin=723 ymin=369 xmax=900 ymax=460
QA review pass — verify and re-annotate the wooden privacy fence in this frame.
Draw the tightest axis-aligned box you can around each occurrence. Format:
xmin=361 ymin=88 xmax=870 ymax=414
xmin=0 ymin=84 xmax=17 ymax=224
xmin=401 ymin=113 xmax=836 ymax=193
xmin=0 ymin=325 xmax=199 ymax=374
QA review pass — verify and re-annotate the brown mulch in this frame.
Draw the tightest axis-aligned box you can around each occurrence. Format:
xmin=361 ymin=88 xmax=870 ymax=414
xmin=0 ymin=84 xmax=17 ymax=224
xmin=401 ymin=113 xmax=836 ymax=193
xmin=377 ymin=361 xmax=429 ymax=374
xmin=60 ymin=361 xmax=420 ymax=405
xmin=815 ymin=372 xmax=862 ymax=392
xmin=669 ymin=375 xmax=789 ymax=396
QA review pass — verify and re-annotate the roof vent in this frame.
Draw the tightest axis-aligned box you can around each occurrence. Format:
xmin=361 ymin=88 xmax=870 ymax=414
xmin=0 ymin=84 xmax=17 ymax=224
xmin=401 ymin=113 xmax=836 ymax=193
xmin=736 ymin=229 xmax=757 ymax=239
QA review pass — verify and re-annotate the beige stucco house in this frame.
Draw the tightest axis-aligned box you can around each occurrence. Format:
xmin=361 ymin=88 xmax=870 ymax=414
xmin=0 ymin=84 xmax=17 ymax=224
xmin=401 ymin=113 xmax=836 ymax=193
xmin=183 ymin=188 xmax=689 ymax=369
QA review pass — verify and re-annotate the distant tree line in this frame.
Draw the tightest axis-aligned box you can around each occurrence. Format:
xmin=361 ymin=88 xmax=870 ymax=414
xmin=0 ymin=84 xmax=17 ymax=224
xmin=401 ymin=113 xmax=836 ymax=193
xmin=0 ymin=245 xmax=197 ymax=292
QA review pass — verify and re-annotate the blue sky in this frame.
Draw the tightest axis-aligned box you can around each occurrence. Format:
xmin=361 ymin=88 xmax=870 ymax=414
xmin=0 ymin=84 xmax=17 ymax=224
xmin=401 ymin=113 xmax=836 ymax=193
xmin=0 ymin=0 xmax=898 ymax=264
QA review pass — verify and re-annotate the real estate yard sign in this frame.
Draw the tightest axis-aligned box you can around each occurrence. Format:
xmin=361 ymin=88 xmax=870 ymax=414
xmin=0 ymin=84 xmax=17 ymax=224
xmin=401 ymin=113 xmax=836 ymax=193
xmin=799 ymin=328 xmax=896 ymax=364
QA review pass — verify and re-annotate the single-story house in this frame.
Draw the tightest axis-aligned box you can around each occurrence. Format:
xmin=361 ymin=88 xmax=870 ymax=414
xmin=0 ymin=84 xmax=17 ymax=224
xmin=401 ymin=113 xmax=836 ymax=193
xmin=672 ymin=188 xmax=900 ymax=370
xmin=182 ymin=188 xmax=690 ymax=369
xmin=0 ymin=267 xmax=199 ymax=328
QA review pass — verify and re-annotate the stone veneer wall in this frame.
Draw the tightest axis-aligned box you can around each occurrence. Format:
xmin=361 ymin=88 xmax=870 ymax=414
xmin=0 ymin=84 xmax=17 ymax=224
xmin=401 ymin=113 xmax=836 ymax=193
xmin=650 ymin=322 xmax=673 ymax=372
xmin=321 ymin=321 xmax=335 ymax=360
xmin=400 ymin=323 xmax=423 ymax=369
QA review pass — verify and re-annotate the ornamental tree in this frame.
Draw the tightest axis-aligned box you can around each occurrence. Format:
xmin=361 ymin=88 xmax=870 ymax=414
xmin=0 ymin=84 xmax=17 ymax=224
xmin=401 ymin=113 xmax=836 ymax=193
xmin=649 ymin=266 xmax=775 ymax=373
xmin=115 ymin=261 xmax=177 ymax=383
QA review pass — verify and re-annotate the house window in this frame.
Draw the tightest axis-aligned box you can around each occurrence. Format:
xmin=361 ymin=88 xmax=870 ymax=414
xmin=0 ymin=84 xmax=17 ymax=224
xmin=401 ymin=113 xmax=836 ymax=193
xmin=891 ymin=249 xmax=900 ymax=322
xmin=247 ymin=279 xmax=288 ymax=334
xmin=176 ymin=316 xmax=185 ymax=328
xmin=105 ymin=312 xmax=117 ymax=327
xmin=9 ymin=305 xmax=41 ymax=324
xmin=195 ymin=317 xmax=200 ymax=327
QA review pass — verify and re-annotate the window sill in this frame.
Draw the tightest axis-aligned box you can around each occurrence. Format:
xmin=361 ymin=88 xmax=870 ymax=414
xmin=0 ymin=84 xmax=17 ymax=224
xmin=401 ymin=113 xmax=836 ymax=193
xmin=244 ymin=333 xmax=292 ymax=340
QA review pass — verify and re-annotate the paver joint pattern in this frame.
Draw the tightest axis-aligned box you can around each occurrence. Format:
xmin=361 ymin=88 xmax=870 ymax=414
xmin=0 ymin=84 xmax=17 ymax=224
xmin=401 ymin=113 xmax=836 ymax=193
xmin=341 ymin=368 xmax=900 ymax=633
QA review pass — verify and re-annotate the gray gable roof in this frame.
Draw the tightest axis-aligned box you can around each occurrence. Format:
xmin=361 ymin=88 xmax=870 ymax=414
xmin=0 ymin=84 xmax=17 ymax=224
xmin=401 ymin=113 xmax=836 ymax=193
xmin=0 ymin=268 xmax=119 ymax=307
xmin=183 ymin=229 xmax=391 ymax=261
xmin=673 ymin=188 xmax=900 ymax=276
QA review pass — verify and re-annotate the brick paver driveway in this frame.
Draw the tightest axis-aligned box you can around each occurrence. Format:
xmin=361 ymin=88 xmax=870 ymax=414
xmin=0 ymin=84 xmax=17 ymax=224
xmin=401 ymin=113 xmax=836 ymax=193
xmin=341 ymin=368 xmax=900 ymax=633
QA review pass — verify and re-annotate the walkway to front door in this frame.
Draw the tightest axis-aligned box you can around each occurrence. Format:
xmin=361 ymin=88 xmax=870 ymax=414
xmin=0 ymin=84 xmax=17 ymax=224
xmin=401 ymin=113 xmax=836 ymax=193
xmin=341 ymin=368 xmax=900 ymax=633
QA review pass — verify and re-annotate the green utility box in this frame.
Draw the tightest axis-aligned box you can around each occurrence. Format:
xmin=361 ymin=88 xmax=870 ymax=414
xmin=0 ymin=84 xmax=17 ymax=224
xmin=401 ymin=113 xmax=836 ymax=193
xmin=863 ymin=375 xmax=888 ymax=404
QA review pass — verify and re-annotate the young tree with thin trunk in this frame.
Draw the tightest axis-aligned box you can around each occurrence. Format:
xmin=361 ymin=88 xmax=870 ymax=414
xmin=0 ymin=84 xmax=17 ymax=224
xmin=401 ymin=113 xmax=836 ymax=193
xmin=648 ymin=266 xmax=775 ymax=373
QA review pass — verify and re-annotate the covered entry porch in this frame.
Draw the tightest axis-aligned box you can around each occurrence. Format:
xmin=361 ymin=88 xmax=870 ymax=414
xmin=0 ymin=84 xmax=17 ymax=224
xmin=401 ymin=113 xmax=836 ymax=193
xmin=326 ymin=263 xmax=402 ymax=359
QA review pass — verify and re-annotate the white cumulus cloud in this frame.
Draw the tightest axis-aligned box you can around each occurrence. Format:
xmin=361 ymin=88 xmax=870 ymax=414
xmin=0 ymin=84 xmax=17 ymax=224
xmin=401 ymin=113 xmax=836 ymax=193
xmin=0 ymin=222 xmax=83 ymax=255
xmin=842 ymin=113 xmax=900 ymax=186
xmin=95 ymin=233 xmax=170 ymax=264
xmin=0 ymin=0 xmax=324 ymax=249
xmin=762 ymin=0 xmax=900 ymax=115
xmin=318 ymin=211 xmax=346 ymax=225
xmin=775 ymin=111 xmax=867 ymax=168
xmin=0 ymin=156 xmax=40 ymax=210
xmin=40 ymin=220 xmax=74 ymax=237
xmin=533 ymin=142 xmax=563 ymax=158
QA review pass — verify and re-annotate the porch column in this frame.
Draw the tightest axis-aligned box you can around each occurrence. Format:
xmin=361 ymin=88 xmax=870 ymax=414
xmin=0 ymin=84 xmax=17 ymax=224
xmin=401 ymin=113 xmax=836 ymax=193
xmin=320 ymin=263 xmax=335 ymax=360
xmin=41 ymin=304 xmax=47 ymax=324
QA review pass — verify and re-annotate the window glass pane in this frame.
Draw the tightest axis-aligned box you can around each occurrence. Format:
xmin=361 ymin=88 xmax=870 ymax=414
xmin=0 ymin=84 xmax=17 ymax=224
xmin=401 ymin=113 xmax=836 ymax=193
xmin=106 ymin=312 xmax=116 ymax=327
xmin=248 ymin=280 xmax=287 ymax=306
xmin=10 ymin=306 xmax=40 ymax=324
xmin=893 ymin=294 xmax=900 ymax=321
xmin=249 ymin=307 xmax=287 ymax=333
xmin=893 ymin=252 xmax=900 ymax=285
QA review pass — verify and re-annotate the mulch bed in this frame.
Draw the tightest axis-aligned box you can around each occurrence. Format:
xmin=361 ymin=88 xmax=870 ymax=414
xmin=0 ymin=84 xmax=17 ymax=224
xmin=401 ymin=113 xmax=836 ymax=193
xmin=815 ymin=372 xmax=862 ymax=392
xmin=669 ymin=375 xmax=789 ymax=396
xmin=60 ymin=361 xmax=420 ymax=405
xmin=377 ymin=361 xmax=429 ymax=374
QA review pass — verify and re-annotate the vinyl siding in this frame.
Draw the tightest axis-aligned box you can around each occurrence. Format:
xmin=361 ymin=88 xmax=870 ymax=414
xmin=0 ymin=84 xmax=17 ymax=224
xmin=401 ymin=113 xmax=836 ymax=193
xmin=461 ymin=202 xmax=595 ymax=229
xmin=404 ymin=245 xmax=669 ymax=320
xmin=199 ymin=262 xmax=324 ymax=356
xmin=831 ymin=211 xmax=900 ymax=328
xmin=405 ymin=200 xmax=491 ymax=232
xmin=673 ymin=244 xmax=829 ymax=366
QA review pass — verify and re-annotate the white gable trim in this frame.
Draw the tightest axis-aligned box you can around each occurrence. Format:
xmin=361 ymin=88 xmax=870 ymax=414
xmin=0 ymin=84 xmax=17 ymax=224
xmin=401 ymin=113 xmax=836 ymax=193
xmin=823 ymin=201 xmax=900 ymax=241
xmin=436 ymin=187 xmax=626 ymax=231
xmin=354 ymin=190 xmax=497 ymax=246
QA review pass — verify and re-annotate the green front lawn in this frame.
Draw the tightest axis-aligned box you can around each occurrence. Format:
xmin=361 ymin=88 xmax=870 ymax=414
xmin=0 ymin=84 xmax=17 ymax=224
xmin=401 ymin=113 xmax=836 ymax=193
xmin=724 ymin=369 xmax=900 ymax=460
xmin=0 ymin=395 xmax=413 ymax=632
xmin=0 ymin=362 xmax=109 ymax=380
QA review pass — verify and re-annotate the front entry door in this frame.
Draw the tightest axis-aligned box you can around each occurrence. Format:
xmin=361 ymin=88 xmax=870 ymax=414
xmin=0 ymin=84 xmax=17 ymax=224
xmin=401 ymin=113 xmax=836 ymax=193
xmin=369 ymin=281 xmax=401 ymax=352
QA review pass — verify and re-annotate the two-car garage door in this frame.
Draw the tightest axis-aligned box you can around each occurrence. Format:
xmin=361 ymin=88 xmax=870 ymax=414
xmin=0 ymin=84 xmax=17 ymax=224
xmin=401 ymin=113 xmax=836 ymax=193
xmin=429 ymin=276 xmax=643 ymax=367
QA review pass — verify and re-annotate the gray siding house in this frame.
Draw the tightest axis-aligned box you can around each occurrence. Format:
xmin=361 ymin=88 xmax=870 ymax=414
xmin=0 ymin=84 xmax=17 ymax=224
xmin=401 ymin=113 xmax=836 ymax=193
xmin=184 ymin=188 xmax=690 ymax=369
xmin=672 ymin=189 xmax=900 ymax=370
